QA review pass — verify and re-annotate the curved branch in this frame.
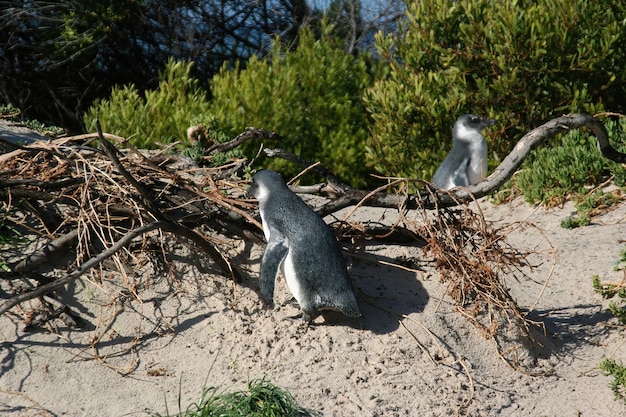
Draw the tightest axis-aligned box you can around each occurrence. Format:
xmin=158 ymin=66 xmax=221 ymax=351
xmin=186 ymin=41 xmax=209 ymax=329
xmin=0 ymin=219 xmax=243 ymax=316
xmin=471 ymin=113 xmax=626 ymax=195
xmin=264 ymin=148 xmax=351 ymax=193
xmin=267 ymin=114 xmax=626 ymax=217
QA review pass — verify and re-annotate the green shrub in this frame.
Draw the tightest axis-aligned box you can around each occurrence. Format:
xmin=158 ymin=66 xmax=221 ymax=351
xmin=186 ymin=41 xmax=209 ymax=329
xmin=516 ymin=118 xmax=626 ymax=206
xmin=208 ymin=23 xmax=375 ymax=187
xmin=84 ymin=59 xmax=212 ymax=149
xmin=600 ymin=358 xmax=626 ymax=404
xmin=364 ymin=0 xmax=626 ymax=181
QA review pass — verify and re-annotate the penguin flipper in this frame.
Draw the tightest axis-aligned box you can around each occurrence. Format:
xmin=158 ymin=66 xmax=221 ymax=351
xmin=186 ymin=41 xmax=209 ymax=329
xmin=260 ymin=237 xmax=289 ymax=307
xmin=433 ymin=152 xmax=469 ymax=189
xmin=449 ymin=157 xmax=470 ymax=188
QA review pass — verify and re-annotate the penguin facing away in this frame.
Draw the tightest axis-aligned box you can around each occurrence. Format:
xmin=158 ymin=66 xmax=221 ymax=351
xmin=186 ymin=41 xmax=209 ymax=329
xmin=248 ymin=169 xmax=361 ymax=323
xmin=431 ymin=114 xmax=496 ymax=190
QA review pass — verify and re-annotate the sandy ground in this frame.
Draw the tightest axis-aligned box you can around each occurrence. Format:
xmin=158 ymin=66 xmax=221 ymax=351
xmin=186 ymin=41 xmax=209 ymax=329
xmin=1 ymin=194 xmax=625 ymax=417
xmin=1 ymin=121 xmax=626 ymax=416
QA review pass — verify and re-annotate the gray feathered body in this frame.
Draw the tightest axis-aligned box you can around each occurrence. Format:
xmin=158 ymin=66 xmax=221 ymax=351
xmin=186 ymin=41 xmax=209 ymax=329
xmin=248 ymin=170 xmax=361 ymax=322
xmin=432 ymin=114 xmax=494 ymax=190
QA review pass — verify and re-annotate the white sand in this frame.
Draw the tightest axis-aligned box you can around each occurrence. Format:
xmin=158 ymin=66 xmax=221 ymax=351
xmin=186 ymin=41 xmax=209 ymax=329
xmin=1 ymin=193 xmax=625 ymax=416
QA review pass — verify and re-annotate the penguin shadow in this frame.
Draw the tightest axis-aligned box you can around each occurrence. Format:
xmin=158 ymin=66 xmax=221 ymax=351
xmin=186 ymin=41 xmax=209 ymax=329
xmin=231 ymin=235 xmax=428 ymax=333
xmin=347 ymin=244 xmax=428 ymax=335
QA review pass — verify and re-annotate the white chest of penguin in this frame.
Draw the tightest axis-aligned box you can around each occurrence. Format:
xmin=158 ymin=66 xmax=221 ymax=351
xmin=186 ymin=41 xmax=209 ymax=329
xmin=466 ymin=140 xmax=488 ymax=184
xmin=280 ymin=252 xmax=308 ymax=306
xmin=261 ymin=212 xmax=308 ymax=306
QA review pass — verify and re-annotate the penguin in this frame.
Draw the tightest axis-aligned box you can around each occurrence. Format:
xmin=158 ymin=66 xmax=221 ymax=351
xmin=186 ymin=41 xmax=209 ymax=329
xmin=431 ymin=114 xmax=496 ymax=190
xmin=247 ymin=169 xmax=361 ymax=323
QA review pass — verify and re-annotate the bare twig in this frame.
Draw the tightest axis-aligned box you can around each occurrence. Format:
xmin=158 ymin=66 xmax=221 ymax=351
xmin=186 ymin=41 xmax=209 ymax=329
xmin=264 ymin=148 xmax=351 ymax=193
xmin=0 ymin=221 xmax=165 ymax=316
xmin=206 ymin=126 xmax=283 ymax=154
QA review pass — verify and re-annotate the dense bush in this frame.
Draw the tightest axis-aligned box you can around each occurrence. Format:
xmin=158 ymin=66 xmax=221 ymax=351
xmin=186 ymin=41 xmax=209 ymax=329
xmin=208 ymin=24 xmax=375 ymax=187
xmin=84 ymin=59 xmax=212 ymax=149
xmin=364 ymin=0 xmax=626 ymax=181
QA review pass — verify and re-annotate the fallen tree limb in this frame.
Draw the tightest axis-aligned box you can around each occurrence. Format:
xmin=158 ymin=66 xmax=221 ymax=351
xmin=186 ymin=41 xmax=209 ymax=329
xmin=265 ymin=113 xmax=626 ymax=217
xmin=0 ymin=221 xmax=165 ymax=316
xmin=95 ymin=121 xmax=241 ymax=281
xmin=96 ymin=121 xmax=162 ymax=217
xmin=0 ymin=217 xmax=243 ymax=316
xmin=14 ymin=230 xmax=78 ymax=272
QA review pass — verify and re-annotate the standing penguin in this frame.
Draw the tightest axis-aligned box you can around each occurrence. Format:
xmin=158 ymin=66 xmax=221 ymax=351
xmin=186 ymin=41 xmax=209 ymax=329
xmin=248 ymin=169 xmax=361 ymax=323
xmin=431 ymin=114 xmax=496 ymax=190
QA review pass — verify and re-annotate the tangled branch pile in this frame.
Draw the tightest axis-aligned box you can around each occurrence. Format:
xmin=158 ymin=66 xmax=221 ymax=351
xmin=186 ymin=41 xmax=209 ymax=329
xmin=1 ymin=114 xmax=623 ymax=371
xmin=0 ymin=130 xmax=267 ymax=319
xmin=415 ymin=190 xmax=550 ymax=370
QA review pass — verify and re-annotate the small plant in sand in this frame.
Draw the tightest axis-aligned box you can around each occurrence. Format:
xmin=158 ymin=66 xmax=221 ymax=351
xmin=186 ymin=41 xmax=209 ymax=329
xmin=0 ymin=210 xmax=22 ymax=246
xmin=156 ymin=378 xmax=312 ymax=417
xmin=0 ymin=102 xmax=64 ymax=137
xmin=560 ymin=189 xmax=623 ymax=229
xmin=593 ymin=246 xmax=626 ymax=403
xmin=599 ymin=358 xmax=626 ymax=404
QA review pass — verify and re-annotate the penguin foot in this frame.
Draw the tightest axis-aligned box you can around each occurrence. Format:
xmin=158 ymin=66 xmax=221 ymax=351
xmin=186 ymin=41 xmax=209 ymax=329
xmin=282 ymin=312 xmax=304 ymax=322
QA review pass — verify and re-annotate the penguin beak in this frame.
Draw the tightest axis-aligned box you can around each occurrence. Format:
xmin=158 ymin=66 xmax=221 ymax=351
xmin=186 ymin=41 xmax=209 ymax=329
xmin=483 ymin=118 xmax=496 ymax=127
xmin=245 ymin=182 xmax=256 ymax=200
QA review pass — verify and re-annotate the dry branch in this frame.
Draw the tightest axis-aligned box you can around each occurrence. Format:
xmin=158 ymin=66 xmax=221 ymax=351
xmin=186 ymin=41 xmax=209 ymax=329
xmin=206 ymin=126 xmax=283 ymax=154
xmin=0 ymin=221 xmax=165 ymax=315
xmin=0 ymin=113 xmax=622 ymax=371
xmin=265 ymin=113 xmax=626 ymax=217
xmin=1 ymin=128 xmax=253 ymax=322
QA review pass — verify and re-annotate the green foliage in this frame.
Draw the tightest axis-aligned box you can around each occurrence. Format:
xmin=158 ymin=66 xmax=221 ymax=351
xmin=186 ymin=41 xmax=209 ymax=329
xmin=0 ymin=210 xmax=22 ymax=246
xmin=593 ymin=249 xmax=626 ymax=403
xmin=182 ymin=115 xmax=245 ymax=166
xmin=156 ymin=378 xmax=311 ymax=417
xmin=21 ymin=119 xmax=65 ymax=137
xmin=1 ymin=0 xmax=146 ymax=130
xmin=364 ymin=0 xmax=626 ymax=181
xmin=84 ymin=59 xmax=212 ymax=149
xmin=209 ymin=23 xmax=375 ymax=187
xmin=592 ymin=275 xmax=626 ymax=300
xmin=0 ymin=103 xmax=20 ymax=116
xmin=0 ymin=103 xmax=63 ymax=136
xmin=600 ymin=359 xmax=626 ymax=404
xmin=560 ymin=190 xmax=622 ymax=229
xmin=509 ymin=117 xmax=626 ymax=206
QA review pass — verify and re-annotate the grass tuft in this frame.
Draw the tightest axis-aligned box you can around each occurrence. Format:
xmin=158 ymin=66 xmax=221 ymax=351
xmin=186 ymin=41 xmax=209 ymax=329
xmin=155 ymin=378 xmax=313 ymax=417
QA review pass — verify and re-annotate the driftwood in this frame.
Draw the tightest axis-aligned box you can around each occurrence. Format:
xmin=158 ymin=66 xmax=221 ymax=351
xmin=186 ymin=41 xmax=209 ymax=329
xmin=0 ymin=113 xmax=624 ymax=342
xmin=269 ymin=113 xmax=625 ymax=217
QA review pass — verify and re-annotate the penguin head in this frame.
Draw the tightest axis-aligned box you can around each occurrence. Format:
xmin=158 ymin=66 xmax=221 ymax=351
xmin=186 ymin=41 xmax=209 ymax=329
xmin=247 ymin=169 xmax=287 ymax=202
xmin=453 ymin=114 xmax=496 ymax=143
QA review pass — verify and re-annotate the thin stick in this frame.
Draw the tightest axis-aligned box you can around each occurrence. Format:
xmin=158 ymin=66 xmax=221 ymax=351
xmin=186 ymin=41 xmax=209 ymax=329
xmin=0 ymin=221 xmax=165 ymax=316
xmin=287 ymin=161 xmax=321 ymax=185
xmin=342 ymin=179 xmax=406 ymax=222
